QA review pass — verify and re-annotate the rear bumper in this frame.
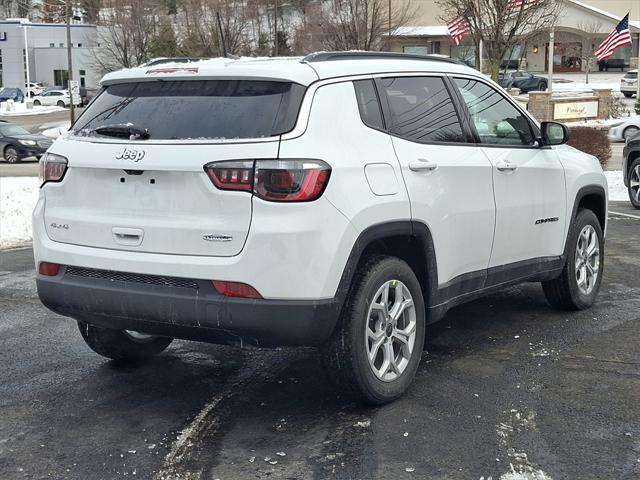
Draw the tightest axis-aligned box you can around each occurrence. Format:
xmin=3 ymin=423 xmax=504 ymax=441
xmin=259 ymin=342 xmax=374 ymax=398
xmin=37 ymin=266 xmax=341 ymax=347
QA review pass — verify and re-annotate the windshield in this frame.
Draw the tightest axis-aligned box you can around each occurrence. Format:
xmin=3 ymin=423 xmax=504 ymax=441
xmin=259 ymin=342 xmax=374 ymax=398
xmin=0 ymin=124 xmax=31 ymax=136
xmin=72 ymin=80 xmax=306 ymax=140
xmin=625 ymin=72 xmax=638 ymax=79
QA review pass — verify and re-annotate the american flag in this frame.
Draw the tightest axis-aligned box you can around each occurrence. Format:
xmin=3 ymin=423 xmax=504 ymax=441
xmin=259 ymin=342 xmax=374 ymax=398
xmin=447 ymin=10 xmax=471 ymax=46
xmin=507 ymin=0 xmax=537 ymax=9
xmin=595 ymin=13 xmax=633 ymax=61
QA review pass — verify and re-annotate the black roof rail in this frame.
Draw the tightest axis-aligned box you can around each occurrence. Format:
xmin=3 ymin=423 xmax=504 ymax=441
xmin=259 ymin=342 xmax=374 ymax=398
xmin=301 ymin=51 xmax=462 ymax=65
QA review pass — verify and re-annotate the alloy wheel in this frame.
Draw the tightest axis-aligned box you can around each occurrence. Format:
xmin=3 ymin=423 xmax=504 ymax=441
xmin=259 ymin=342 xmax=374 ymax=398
xmin=630 ymin=164 xmax=640 ymax=203
xmin=4 ymin=148 xmax=18 ymax=163
xmin=624 ymin=127 xmax=639 ymax=141
xmin=365 ymin=279 xmax=417 ymax=382
xmin=575 ymin=225 xmax=600 ymax=295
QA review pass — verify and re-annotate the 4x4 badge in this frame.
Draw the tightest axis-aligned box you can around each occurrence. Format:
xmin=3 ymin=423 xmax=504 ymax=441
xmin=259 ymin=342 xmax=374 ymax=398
xmin=115 ymin=147 xmax=145 ymax=162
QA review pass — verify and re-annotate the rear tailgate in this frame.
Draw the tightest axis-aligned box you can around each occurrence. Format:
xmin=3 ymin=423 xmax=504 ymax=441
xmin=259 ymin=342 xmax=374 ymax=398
xmin=43 ymin=140 xmax=279 ymax=257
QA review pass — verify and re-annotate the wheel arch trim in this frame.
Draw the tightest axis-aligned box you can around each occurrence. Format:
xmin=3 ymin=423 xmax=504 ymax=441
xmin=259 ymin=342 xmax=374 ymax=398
xmin=333 ymin=220 xmax=439 ymax=316
xmin=567 ymin=185 xmax=607 ymax=250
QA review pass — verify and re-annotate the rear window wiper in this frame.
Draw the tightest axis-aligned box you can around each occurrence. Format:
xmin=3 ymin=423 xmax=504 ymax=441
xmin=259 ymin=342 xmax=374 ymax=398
xmin=90 ymin=124 xmax=150 ymax=140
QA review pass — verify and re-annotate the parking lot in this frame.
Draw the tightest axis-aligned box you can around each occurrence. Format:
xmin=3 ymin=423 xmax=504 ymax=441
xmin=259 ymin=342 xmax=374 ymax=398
xmin=0 ymin=201 xmax=638 ymax=480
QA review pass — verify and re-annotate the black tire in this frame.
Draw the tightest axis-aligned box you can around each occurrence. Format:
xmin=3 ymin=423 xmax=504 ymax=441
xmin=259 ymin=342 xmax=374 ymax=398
xmin=628 ymin=157 xmax=640 ymax=209
xmin=322 ymin=256 xmax=426 ymax=405
xmin=539 ymin=81 xmax=547 ymax=91
xmin=33 ymin=99 xmax=41 ymax=106
xmin=623 ymin=126 xmax=640 ymax=142
xmin=57 ymin=100 xmax=65 ymax=107
xmin=623 ymin=92 xmax=634 ymax=98
xmin=78 ymin=321 xmax=173 ymax=362
xmin=542 ymin=209 xmax=604 ymax=310
xmin=4 ymin=146 xmax=19 ymax=163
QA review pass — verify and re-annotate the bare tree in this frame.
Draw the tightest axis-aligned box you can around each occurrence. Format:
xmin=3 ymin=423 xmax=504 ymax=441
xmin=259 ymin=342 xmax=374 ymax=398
xmin=436 ymin=0 xmax=563 ymax=80
xmin=319 ymin=0 xmax=417 ymax=51
xmin=178 ymin=0 xmax=251 ymax=56
xmin=92 ymin=0 xmax=158 ymax=74
xmin=577 ymin=21 xmax=602 ymax=84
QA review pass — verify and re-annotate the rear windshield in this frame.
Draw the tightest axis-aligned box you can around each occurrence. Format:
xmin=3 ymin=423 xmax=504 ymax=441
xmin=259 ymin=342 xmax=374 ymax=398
xmin=72 ymin=80 xmax=306 ymax=140
xmin=625 ymin=72 xmax=638 ymax=79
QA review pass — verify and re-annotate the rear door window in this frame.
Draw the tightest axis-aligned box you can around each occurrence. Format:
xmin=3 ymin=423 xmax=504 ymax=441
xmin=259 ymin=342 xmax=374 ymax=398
xmin=379 ymin=76 xmax=465 ymax=144
xmin=72 ymin=80 xmax=306 ymax=140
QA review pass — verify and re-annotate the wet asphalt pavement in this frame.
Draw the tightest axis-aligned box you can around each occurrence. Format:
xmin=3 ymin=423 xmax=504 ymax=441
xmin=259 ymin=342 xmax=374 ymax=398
xmin=1 ymin=202 xmax=639 ymax=480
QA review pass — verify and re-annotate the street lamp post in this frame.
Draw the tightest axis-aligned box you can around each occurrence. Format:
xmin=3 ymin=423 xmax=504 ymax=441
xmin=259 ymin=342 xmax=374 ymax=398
xmin=66 ymin=0 xmax=75 ymax=123
xmin=21 ymin=21 xmax=31 ymax=107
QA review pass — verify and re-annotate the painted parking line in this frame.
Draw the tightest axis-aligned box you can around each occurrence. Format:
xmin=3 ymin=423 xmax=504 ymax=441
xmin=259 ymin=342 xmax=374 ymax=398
xmin=609 ymin=210 xmax=640 ymax=220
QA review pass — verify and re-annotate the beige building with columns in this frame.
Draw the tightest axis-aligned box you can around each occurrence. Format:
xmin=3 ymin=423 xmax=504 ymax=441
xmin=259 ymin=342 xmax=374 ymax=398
xmin=391 ymin=0 xmax=640 ymax=72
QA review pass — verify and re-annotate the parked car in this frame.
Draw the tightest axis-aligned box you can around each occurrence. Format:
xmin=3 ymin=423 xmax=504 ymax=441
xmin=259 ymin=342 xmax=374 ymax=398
xmin=498 ymin=70 xmax=548 ymax=93
xmin=622 ymin=136 xmax=640 ymax=208
xmin=34 ymin=52 xmax=607 ymax=405
xmin=0 ymin=87 xmax=25 ymax=103
xmin=620 ymin=70 xmax=637 ymax=98
xmin=25 ymin=82 xmax=45 ymax=97
xmin=32 ymin=89 xmax=81 ymax=108
xmin=0 ymin=122 xmax=53 ymax=163
xmin=606 ymin=116 xmax=640 ymax=142
xmin=599 ymin=58 xmax=625 ymax=71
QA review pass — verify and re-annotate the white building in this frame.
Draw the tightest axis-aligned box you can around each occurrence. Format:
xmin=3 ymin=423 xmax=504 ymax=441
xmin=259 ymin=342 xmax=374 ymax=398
xmin=0 ymin=19 xmax=100 ymax=90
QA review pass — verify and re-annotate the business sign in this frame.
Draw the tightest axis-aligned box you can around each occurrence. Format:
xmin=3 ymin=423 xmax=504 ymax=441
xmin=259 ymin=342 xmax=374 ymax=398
xmin=553 ymin=101 xmax=598 ymax=120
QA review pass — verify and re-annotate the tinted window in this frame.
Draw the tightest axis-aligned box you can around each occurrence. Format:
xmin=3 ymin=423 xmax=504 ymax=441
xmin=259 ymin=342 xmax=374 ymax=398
xmin=72 ymin=80 xmax=306 ymax=140
xmin=353 ymin=80 xmax=384 ymax=130
xmin=454 ymin=78 xmax=534 ymax=146
xmin=0 ymin=124 xmax=30 ymax=136
xmin=380 ymin=76 xmax=464 ymax=143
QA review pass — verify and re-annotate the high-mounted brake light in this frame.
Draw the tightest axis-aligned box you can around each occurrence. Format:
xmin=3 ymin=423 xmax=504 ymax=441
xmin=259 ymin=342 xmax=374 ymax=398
xmin=204 ymin=159 xmax=331 ymax=202
xmin=38 ymin=153 xmax=68 ymax=187
xmin=38 ymin=262 xmax=61 ymax=276
xmin=212 ymin=280 xmax=262 ymax=299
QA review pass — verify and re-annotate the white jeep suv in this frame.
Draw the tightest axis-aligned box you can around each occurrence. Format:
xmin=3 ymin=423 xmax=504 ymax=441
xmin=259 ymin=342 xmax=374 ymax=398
xmin=34 ymin=52 xmax=607 ymax=404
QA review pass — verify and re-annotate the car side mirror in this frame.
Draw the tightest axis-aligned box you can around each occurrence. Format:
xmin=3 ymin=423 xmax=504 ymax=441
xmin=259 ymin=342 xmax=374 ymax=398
xmin=541 ymin=121 xmax=569 ymax=146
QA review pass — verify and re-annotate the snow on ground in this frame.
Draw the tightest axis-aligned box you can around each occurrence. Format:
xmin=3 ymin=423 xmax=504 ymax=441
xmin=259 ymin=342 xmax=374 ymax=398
xmin=0 ymin=172 xmax=631 ymax=249
xmin=552 ymin=81 xmax=620 ymax=93
xmin=0 ymin=177 xmax=39 ymax=248
xmin=0 ymin=102 xmax=65 ymax=116
xmin=605 ymin=170 xmax=628 ymax=202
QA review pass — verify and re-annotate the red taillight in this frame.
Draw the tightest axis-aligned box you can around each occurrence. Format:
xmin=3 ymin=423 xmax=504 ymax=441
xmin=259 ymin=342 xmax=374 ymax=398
xmin=254 ymin=160 xmax=331 ymax=202
xmin=204 ymin=159 xmax=331 ymax=202
xmin=205 ymin=161 xmax=254 ymax=192
xmin=212 ymin=280 xmax=262 ymax=299
xmin=39 ymin=153 xmax=68 ymax=187
xmin=38 ymin=262 xmax=61 ymax=276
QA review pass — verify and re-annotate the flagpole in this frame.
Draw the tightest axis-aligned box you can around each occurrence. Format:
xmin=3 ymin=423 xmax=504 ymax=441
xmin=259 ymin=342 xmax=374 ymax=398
xmin=548 ymin=28 xmax=554 ymax=94
xmin=636 ymin=7 xmax=640 ymax=101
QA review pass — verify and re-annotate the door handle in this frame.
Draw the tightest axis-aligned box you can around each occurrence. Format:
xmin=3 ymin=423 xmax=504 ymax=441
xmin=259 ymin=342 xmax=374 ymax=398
xmin=496 ymin=161 xmax=518 ymax=172
xmin=409 ymin=159 xmax=438 ymax=172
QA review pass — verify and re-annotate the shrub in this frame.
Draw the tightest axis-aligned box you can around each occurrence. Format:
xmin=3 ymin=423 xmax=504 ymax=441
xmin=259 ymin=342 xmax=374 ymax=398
xmin=609 ymin=93 xmax=629 ymax=118
xmin=567 ymin=126 xmax=611 ymax=168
